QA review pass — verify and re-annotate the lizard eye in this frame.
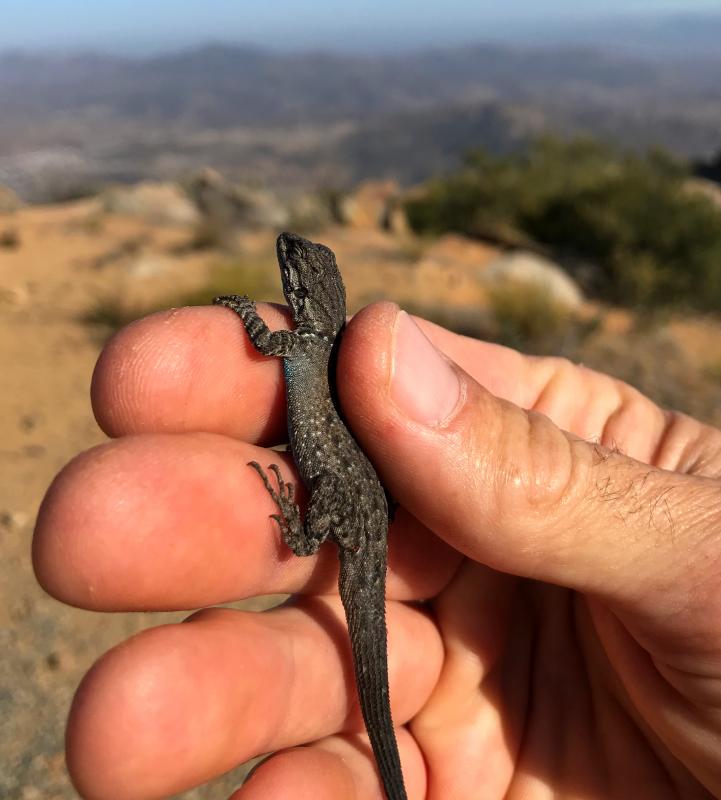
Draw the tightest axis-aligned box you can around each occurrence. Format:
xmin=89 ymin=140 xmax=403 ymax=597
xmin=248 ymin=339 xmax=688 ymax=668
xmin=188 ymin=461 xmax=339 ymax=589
xmin=294 ymin=288 xmax=308 ymax=300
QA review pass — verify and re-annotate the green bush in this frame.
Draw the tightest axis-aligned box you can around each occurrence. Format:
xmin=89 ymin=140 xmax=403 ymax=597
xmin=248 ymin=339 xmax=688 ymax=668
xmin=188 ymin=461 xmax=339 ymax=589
xmin=405 ymin=138 xmax=721 ymax=311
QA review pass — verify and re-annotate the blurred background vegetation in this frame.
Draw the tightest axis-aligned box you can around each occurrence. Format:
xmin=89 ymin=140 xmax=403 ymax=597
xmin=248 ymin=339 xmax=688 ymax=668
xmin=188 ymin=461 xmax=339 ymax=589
xmin=406 ymin=138 xmax=721 ymax=311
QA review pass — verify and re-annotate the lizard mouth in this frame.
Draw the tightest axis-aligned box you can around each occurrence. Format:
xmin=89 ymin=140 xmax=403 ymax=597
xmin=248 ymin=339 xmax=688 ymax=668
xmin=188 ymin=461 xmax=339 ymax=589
xmin=276 ymin=231 xmax=304 ymax=262
xmin=276 ymin=232 xmax=306 ymax=304
xmin=276 ymin=232 xmax=306 ymax=289
xmin=276 ymin=233 xmax=289 ymax=259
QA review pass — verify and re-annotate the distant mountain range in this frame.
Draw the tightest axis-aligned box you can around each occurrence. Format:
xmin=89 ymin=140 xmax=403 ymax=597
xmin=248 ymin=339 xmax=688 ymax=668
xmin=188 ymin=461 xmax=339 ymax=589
xmin=1 ymin=35 xmax=720 ymax=202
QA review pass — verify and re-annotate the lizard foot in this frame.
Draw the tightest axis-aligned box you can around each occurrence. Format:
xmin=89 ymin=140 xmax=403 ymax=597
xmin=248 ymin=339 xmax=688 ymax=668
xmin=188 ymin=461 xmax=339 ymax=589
xmin=248 ymin=461 xmax=314 ymax=555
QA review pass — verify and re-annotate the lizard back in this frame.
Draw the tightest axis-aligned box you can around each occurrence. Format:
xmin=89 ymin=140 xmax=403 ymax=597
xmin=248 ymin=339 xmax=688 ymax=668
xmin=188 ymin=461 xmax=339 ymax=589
xmin=214 ymin=232 xmax=408 ymax=799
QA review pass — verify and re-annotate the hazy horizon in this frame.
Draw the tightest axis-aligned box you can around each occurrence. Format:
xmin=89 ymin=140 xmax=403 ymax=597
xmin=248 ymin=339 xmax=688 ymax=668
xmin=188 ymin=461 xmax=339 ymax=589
xmin=2 ymin=0 xmax=720 ymax=204
xmin=3 ymin=3 xmax=721 ymax=55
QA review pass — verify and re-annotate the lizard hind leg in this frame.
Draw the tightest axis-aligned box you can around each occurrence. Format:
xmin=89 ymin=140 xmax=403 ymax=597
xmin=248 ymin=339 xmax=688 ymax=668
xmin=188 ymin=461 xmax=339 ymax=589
xmin=248 ymin=461 xmax=324 ymax=557
xmin=312 ymin=478 xmax=366 ymax=552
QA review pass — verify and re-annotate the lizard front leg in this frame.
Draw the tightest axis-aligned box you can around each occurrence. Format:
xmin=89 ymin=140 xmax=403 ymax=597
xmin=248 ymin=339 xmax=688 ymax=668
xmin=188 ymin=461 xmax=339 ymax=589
xmin=214 ymin=294 xmax=298 ymax=358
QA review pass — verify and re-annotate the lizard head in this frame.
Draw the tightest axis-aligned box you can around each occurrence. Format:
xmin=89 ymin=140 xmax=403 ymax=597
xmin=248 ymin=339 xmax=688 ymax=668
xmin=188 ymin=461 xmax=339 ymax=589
xmin=276 ymin=232 xmax=346 ymax=336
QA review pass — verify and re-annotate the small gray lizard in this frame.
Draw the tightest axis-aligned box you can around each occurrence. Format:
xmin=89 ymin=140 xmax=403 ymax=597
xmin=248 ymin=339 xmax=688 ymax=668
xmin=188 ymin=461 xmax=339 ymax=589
xmin=214 ymin=232 xmax=407 ymax=799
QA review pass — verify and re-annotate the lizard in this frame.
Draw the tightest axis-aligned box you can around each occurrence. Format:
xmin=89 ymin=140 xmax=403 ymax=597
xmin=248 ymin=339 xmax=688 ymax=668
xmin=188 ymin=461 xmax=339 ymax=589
xmin=213 ymin=232 xmax=408 ymax=800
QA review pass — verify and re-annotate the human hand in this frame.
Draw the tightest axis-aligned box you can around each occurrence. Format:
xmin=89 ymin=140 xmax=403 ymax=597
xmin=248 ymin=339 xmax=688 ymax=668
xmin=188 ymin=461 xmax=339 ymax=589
xmin=34 ymin=302 xmax=721 ymax=798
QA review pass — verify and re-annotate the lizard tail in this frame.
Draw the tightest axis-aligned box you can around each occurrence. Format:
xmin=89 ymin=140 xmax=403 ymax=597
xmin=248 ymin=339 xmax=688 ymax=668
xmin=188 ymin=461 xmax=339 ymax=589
xmin=338 ymin=549 xmax=408 ymax=800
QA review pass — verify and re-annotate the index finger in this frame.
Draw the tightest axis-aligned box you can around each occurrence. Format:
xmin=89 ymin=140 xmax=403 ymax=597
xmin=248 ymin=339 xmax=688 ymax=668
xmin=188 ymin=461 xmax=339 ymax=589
xmin=92 ymin=304 xmax=291 ymax=444
xmin=93 ymin=302 xmax=672 ymax=463
xmin=88 ymin=303 xmax=551 ymax=444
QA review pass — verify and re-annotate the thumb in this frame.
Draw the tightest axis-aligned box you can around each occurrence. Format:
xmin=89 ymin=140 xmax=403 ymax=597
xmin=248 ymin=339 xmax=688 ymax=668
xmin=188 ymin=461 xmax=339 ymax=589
xmin=338 ymin=303 xmax=721 ymax=637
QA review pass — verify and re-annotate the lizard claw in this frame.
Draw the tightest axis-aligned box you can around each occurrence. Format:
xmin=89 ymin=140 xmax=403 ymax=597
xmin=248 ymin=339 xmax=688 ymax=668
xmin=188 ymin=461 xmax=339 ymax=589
xmin=268 ymin=463 xmax=286 ymax=494
xmin=249 ymin=461 xmax=302 ymax=541
xmin=248 ymin=460 xmax=281 ymax=504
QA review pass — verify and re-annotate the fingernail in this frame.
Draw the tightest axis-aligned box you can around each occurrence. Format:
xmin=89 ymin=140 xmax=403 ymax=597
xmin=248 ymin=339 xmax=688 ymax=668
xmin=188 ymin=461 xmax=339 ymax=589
xmin=391 ymin=311 xmax=461 ymax=425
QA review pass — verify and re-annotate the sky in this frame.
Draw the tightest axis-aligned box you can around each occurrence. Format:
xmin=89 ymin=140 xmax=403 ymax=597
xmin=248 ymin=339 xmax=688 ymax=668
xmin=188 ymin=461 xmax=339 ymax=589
xmin=3 ymin=0 xmax=721 ymax=53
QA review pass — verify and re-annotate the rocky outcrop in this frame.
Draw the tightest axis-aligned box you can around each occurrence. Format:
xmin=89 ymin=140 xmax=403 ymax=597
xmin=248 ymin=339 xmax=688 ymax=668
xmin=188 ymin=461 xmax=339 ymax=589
xmin=339 ymin=180 xmax=407 ymax=233
xmin=187 ymin=169 xmax=288 ymax=233
xmin=0 ymin=147 xmax=104 ymax=204
xmin=483 ymin=251 xmax=584 ymax=310
xmin=101 ymin=182 xmax=200 ymax=226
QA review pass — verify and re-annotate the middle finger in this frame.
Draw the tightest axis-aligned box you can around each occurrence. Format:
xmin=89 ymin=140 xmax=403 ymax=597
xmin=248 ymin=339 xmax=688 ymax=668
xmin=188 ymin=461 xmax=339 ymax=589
xmin=33 ymin=432 xmax=460 ymax=611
